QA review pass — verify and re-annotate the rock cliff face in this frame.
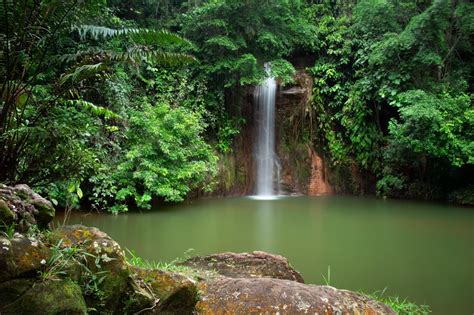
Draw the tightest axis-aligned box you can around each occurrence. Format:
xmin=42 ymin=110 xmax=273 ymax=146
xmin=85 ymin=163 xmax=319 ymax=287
xmin=210 ymin=70 xmax=335 ymax=197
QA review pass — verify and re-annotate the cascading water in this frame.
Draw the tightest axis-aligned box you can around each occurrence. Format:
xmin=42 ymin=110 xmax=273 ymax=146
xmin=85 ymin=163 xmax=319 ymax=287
xmin=254 ymin=63 xmax=279 ymax=197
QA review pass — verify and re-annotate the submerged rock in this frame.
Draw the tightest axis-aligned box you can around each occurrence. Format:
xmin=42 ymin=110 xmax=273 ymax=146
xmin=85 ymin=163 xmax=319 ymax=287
xmin=195 ymin=277 xmax=395 ymax=314
xmin=180 ymin=251 xmax=304 ymax=283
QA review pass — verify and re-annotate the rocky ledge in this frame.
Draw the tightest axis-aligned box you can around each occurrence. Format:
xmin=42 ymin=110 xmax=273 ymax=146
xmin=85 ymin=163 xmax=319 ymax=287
xmin=0 ymin=185 xmax=395 ymax=314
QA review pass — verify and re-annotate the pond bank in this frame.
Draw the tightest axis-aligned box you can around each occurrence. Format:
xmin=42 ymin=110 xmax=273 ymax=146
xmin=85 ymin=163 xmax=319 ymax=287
xmin=1 ymin=224 xmax=397 ymax=314
xmin=0 ymin=184 xmax=404 ymax=314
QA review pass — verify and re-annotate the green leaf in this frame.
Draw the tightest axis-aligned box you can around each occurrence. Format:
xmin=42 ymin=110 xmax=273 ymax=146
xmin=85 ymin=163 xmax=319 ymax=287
xmin=77 ymin=187 xmax=83 ymax=199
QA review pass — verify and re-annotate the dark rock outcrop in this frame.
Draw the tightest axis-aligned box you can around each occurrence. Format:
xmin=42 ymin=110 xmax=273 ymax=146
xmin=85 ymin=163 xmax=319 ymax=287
xmin=181 ymin=251 xmax=304 ymax=283
xmin=0 ymin=184 xmax=55 ymax=231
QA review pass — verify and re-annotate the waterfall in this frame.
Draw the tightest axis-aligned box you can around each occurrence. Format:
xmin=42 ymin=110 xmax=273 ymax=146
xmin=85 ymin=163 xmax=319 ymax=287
xmin=254 ymin=63 xmax=279 ymax=197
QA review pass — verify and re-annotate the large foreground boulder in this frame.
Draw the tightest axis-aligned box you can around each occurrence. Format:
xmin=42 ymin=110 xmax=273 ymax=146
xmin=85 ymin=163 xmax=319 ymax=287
xmin=51 ymin=225 xmax=131 ymax=311
xmin=183 ymin=251 xmax=395 ymax=314
xmin=0 ymin=184 xmax=55 ymax=231
xmin=181 ymin=251 xmax=305 ymax=283
xmin=0 ymin=235 xmax=51 ymax=283
xmin=195 ymin=277 xmax=396 ymax=314
xmin=0 ymin=278 xmax=87 ymax=315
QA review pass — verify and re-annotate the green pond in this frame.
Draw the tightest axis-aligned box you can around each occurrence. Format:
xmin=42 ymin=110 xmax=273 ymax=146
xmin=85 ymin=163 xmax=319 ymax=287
xmin=64 ymin=196 xmax=474 ymax=314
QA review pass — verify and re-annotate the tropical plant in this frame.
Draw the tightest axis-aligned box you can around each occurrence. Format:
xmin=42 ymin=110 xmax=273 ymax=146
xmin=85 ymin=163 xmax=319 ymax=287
xmin=0 ymin=0 xmax=195 ymax=194
xmin=110 ymin=101 xmax=218 ymax=212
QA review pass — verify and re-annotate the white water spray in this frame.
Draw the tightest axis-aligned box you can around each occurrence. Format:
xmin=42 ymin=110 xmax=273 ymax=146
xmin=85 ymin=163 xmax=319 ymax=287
xmin=254 ymin=63 xmax=279 ymax=197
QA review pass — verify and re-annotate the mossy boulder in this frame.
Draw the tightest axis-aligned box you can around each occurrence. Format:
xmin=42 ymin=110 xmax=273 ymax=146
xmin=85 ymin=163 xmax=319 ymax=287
xmin=0 ymin=184 xmax=55 ymax=231
xmin=0 ymin=278 xmax=87 ymax=315
xmin=0 ymin=236 xmax=50 ymax=283
xmin=131 ymin=266 xmax=198 ymax=313
xmin=15 ymin=184 xmax=55 ymax=228
xmin=52 ymin=225 xmax=130 ymax=312
xmin=121 ymin=278 xmax=156 ymax=314
xmin=0 ymin=278 xmax=35 ymax=306
xmin=195 ymin=277 xmax=396 ymax=314
xmin=180 ymin=251 xmax=305 ymax=283
xmin=0 ymin=199 xmax=15 ymax=226
xmin=31 ymin=199 xmax=55 ymax=227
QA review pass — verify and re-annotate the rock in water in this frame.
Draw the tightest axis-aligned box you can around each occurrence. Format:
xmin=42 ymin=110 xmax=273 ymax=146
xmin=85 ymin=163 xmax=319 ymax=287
xmin=180 ymin=251 xmax=304 ymax=283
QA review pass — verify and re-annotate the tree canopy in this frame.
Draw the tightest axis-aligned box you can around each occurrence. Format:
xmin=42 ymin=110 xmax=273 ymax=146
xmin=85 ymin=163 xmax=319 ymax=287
xmin=1 ymin=0 xmax=472 ymax=210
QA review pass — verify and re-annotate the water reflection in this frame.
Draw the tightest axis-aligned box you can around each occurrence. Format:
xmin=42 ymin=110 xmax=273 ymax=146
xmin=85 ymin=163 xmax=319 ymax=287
xmin=255 ymin=200 xmax=274 ymax=252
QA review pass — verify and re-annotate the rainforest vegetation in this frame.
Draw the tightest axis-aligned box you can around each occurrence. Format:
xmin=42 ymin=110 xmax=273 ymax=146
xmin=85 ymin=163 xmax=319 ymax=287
xmin=1 ymin=0 xmax=473 ymax=213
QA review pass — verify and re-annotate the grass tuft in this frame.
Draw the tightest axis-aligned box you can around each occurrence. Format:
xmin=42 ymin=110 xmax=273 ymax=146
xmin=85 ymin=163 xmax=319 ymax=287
xmin=364 ymin=288 xmax=431 ymax=315
xmin=125 ymin=249 xmax=217 ymax=280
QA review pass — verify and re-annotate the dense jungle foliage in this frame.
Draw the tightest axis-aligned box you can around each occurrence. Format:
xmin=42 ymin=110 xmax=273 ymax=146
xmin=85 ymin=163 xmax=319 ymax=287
xmin=1 ymin=0 xmax=472 ymax=212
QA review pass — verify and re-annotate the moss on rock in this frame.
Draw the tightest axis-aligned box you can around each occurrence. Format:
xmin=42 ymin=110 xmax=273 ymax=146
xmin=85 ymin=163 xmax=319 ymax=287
xmin=0 ymin=184 xmax=56 ymax=232
xmin=0 ymin=236 xmax=51 ymax=283
xmin=0 ymin=278 xmax=87 ymax=315
xmin=0 ymin=199 xmax=15 ymax=226
xmin=52 ymin=225 xmax=131 ymax=312
xmin=31 ymin=199 xmax=55 ymax=228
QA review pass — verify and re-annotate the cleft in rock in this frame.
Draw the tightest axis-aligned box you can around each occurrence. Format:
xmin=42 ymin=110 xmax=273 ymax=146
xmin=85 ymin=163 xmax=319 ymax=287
xmin=131 ymin=266 xmax=199 ymax=314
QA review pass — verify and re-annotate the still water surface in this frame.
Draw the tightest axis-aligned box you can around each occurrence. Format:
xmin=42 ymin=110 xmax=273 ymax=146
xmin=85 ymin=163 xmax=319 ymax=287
xmin=64 ymin=196 xmax=474 ymax=314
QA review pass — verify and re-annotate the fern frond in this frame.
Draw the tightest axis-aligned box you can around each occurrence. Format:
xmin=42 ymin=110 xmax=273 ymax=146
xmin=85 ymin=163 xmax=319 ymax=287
xmin=59 ymin=48 xmax=102 ymax=63
xmin=108 ymin=48 xmax=196 ymax=66
xmin=130 ymin=29 xmax=193 ymax=47
xmin=59 ymin=63 xmax=106 ymax=86
xmin=76 ymin=25 xmax=192 ymax=47
xmin=62 ymin=99 xmax=121 ymax=120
